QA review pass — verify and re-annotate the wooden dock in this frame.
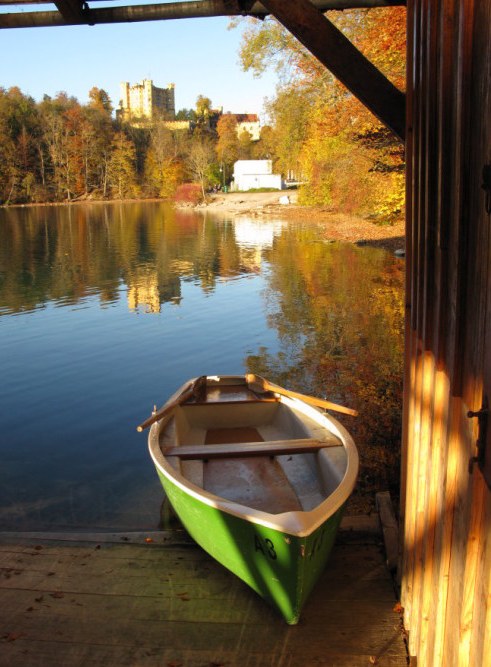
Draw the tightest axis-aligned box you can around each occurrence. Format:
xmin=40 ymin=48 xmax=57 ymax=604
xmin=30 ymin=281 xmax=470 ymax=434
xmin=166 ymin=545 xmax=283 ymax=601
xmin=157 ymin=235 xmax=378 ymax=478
xmin=0 ymin=521 xmax=408 ymax=666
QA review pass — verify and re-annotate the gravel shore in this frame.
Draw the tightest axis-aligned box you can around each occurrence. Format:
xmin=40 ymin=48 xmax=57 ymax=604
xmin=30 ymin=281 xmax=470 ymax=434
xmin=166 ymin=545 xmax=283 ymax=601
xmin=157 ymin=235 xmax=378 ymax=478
xmin=193 ymin=191 xmax=405 ymax=254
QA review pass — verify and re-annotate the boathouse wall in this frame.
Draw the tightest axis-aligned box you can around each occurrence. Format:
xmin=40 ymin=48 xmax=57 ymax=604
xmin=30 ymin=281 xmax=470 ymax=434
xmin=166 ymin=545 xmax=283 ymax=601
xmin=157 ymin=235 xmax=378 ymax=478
xmin=401 ymin=1 xmax=491 ymax=664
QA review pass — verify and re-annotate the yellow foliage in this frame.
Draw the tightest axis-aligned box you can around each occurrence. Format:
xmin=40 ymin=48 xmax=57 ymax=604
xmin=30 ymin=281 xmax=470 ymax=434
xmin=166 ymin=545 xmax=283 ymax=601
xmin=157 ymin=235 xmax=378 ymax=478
xmin=371 ymin=171 xmax=405 ymax=222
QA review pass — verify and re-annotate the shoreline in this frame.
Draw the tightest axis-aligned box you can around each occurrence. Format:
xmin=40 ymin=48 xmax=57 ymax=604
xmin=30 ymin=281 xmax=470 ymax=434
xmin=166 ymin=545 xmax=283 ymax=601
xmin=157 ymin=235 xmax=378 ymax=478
xmin=3 ymin=191 xmax=405 ymax=254
xmin=196 ymin=191 xmax=406 ymax=254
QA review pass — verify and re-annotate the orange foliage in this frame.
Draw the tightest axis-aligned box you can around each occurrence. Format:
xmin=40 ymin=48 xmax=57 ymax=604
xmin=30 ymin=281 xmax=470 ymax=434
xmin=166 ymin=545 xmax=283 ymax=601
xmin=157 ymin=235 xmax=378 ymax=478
xmin=174 ymin=183 xmax=203 ymax=204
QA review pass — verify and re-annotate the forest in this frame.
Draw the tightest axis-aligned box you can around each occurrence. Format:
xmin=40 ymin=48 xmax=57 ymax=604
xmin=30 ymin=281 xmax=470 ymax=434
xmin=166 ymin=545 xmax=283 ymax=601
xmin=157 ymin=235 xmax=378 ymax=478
xmin=0 ymin=6 xmax=405 ymax=221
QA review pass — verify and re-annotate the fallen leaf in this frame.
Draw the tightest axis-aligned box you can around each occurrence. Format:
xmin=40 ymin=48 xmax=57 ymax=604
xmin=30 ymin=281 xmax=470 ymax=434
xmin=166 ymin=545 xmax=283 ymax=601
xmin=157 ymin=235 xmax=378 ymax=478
xmin=145 ymin=537 xmax=154 ymax=543
xmin=369 ymin=657 xmax=378 ymax=665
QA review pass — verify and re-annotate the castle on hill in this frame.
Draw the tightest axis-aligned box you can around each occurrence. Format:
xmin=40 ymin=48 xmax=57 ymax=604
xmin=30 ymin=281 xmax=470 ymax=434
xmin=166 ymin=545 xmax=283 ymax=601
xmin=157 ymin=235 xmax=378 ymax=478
xmin=116 ymin=79 xmax=260 ymax=139
xmin=117 ymin=79 xmax=175 ymax=123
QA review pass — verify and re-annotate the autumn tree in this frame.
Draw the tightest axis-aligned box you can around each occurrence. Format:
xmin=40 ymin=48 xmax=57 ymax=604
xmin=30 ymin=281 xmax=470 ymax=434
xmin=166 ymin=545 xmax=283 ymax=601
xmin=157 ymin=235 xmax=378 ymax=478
xmin=0 ymin=87 xmax=44 ymax=204
xmin=216 ymin=114 xmax=239 ymax=183
xmin=144 ymin=123 xmax=184 ymax=198
xmin=237 ymin=129 xmax=254 ymax=160
xmin=107 ymin=131 xmax=138 ymax=199
xmin=235 ymin=8 xmax=406 ymax=220
xmin=185 ymin=135 xmax=216 ymax=199
xmin=264 ymin=86 xmax=314 ymax=180
xmin=37 ymin=93 xmax=83 ymax=201
xmin=193 ymin=94 xmax=215 ymax=136
xmin=195 ymin=95 xmax=212 ymax=119
xmin=84 ymin=89 xmax=115 ymax=197
xmin=251 ymin=125 xmax=276 ymax=160
xmin=88 ymin=87 xmax=113 ymax=115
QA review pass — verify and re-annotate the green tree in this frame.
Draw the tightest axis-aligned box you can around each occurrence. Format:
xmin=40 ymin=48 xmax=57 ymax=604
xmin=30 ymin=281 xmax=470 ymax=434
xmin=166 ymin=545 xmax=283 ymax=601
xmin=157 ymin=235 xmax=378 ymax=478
xmin=176 ymin=108 xmax=196 ymax=121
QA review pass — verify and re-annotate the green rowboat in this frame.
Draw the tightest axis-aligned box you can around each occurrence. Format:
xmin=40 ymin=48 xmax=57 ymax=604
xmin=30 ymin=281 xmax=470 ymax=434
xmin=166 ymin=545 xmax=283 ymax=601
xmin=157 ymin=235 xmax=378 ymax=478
xmin=142 ymin=374 xmax=359 ymax=624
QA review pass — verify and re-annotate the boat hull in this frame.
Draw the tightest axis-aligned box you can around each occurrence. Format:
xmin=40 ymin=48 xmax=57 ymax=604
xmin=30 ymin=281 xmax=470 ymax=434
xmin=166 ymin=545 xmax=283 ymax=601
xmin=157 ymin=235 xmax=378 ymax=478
xmin=146 ymin=375 xmax=358 ymax=623
xmin=155 ymin=466 xmax=344 ymax=624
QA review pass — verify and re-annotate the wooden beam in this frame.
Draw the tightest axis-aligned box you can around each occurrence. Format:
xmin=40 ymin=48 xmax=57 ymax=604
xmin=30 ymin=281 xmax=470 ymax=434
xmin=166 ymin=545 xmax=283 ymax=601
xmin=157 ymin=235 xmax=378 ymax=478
xmin=0 ymin=0 xmax=406 ymax=29
xmin=163 ymin=437 xmax=340 ymax=459
xmin=53 ymin=0 xmax=90 ymax=23
xmin=259 ymin=0 xmax=406 ymax=142
xmin=0 ymin=0 xmax=406 ymax=7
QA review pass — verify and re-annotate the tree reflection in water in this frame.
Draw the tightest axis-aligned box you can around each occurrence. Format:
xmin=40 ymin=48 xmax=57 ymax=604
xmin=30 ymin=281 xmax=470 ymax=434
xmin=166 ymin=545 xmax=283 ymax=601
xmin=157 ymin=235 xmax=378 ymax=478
xmin=247 ymin=232 xmax=404 ymax=513
xmin=0 ymin=202 xmax=404 ymax=526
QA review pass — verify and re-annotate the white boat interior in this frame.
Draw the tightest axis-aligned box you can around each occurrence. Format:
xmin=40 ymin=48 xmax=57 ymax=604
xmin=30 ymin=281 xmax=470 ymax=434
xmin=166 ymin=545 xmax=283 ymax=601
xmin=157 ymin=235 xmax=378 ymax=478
xmin=156 ymin=377 xmax=350 ymax=515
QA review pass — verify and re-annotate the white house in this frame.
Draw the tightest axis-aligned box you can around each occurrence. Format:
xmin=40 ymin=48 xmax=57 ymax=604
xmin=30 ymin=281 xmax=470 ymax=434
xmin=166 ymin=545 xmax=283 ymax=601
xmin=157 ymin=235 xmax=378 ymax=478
xmin=231 ymin=160 xmax=283 ymax=192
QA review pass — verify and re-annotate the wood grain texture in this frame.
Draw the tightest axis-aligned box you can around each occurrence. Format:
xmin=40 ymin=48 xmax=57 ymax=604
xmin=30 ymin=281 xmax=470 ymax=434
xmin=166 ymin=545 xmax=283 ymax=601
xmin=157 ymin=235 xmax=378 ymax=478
xmin=0 ymin=537 xmax=407 ymax=666
xmin=401 ymin=2 xmax=491 ymax=665
xmin=163 ymin=438 xmax=338 ymax=459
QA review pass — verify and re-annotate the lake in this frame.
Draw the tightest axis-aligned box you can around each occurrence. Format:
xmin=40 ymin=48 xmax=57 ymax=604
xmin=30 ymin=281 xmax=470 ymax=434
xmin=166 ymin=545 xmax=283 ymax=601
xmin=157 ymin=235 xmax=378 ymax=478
xmin=0 ymin=201 xmax=405 ymax=531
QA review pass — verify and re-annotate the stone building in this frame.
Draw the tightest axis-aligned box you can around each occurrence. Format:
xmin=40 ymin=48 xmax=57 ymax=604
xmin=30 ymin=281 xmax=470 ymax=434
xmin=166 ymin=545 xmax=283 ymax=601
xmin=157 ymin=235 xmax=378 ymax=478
xmin=118 ymin=79 xmax=175 ymax=122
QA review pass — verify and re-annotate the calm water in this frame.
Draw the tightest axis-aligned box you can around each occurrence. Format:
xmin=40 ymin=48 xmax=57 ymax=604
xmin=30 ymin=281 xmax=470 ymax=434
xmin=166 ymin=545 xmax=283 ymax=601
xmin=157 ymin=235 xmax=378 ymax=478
xmin=0 ymin=202 xmax=405 ymax=531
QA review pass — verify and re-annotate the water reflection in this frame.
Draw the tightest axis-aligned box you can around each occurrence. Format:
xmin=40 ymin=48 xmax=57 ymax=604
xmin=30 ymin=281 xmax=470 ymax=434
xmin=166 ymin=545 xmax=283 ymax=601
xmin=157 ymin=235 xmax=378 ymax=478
xmin=0 ymin=202 xmax=404 ymax=529
xmin=0 ymin=204 xmax=289 ymax=316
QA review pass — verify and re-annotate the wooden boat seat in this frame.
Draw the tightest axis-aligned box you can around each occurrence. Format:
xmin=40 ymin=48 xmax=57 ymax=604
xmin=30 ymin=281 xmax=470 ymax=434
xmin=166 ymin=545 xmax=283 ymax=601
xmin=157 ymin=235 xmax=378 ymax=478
xmin=163 ymin=437 xmax=341 ymax=460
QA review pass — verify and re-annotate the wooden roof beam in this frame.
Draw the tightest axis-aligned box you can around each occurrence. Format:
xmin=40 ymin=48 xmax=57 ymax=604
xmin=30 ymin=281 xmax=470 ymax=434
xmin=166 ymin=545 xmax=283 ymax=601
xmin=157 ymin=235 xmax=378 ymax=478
xmin=53 ymin=0 xmax=91 ymax=24
xmin=260 ymin=0 xmax=406 ymax=142
xmin=0 ymin=0 xmax=406 ymax=29
xmin=0 ymin=0 xmax=405 ymax=6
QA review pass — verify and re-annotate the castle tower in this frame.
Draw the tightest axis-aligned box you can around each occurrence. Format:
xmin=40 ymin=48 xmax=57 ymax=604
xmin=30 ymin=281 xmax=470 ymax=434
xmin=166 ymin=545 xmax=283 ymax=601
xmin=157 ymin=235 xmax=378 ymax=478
xmin=118 ymin=79 xmax=175 ymax=123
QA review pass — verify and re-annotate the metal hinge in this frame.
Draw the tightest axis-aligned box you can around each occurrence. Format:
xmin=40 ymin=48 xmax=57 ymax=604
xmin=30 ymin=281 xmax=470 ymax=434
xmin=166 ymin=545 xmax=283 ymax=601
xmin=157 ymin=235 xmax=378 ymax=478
xmin=482 ymin=164 xmax=491 ymax=215
xmin=467 ymin=396 xmax=489 ymax=474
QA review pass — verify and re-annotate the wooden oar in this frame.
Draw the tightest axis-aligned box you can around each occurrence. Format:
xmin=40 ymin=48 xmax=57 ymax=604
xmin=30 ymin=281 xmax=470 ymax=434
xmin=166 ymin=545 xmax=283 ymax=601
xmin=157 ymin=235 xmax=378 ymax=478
xmin=137 ymin=376 xmax=207 ymax=432
xmin=246 ymin=374 xmax=358 ymax=417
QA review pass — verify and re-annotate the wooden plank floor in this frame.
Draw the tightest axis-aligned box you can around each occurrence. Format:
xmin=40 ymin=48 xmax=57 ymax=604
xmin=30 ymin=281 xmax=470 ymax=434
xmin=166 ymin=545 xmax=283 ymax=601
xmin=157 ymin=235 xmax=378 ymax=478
xmin=0 ymin=526 xmax=408 ymax=667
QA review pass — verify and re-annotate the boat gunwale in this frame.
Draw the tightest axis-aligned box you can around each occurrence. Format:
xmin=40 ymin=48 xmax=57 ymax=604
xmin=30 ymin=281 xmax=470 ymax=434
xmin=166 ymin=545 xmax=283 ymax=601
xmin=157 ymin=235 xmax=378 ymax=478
xmin=148 ymin=376 xmax=359 ymax=537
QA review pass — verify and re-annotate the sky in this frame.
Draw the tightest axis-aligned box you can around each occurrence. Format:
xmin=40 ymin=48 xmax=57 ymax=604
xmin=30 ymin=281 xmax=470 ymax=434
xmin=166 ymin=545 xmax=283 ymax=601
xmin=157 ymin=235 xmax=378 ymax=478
xmin=1 ymin=11 xmax=278 ymax=119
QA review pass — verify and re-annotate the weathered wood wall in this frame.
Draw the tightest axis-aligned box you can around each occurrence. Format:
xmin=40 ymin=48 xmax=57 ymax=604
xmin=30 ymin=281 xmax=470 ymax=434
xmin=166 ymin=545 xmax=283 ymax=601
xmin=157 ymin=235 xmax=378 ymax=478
xmin=401 ymin=1 xmax=491 ymax=665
